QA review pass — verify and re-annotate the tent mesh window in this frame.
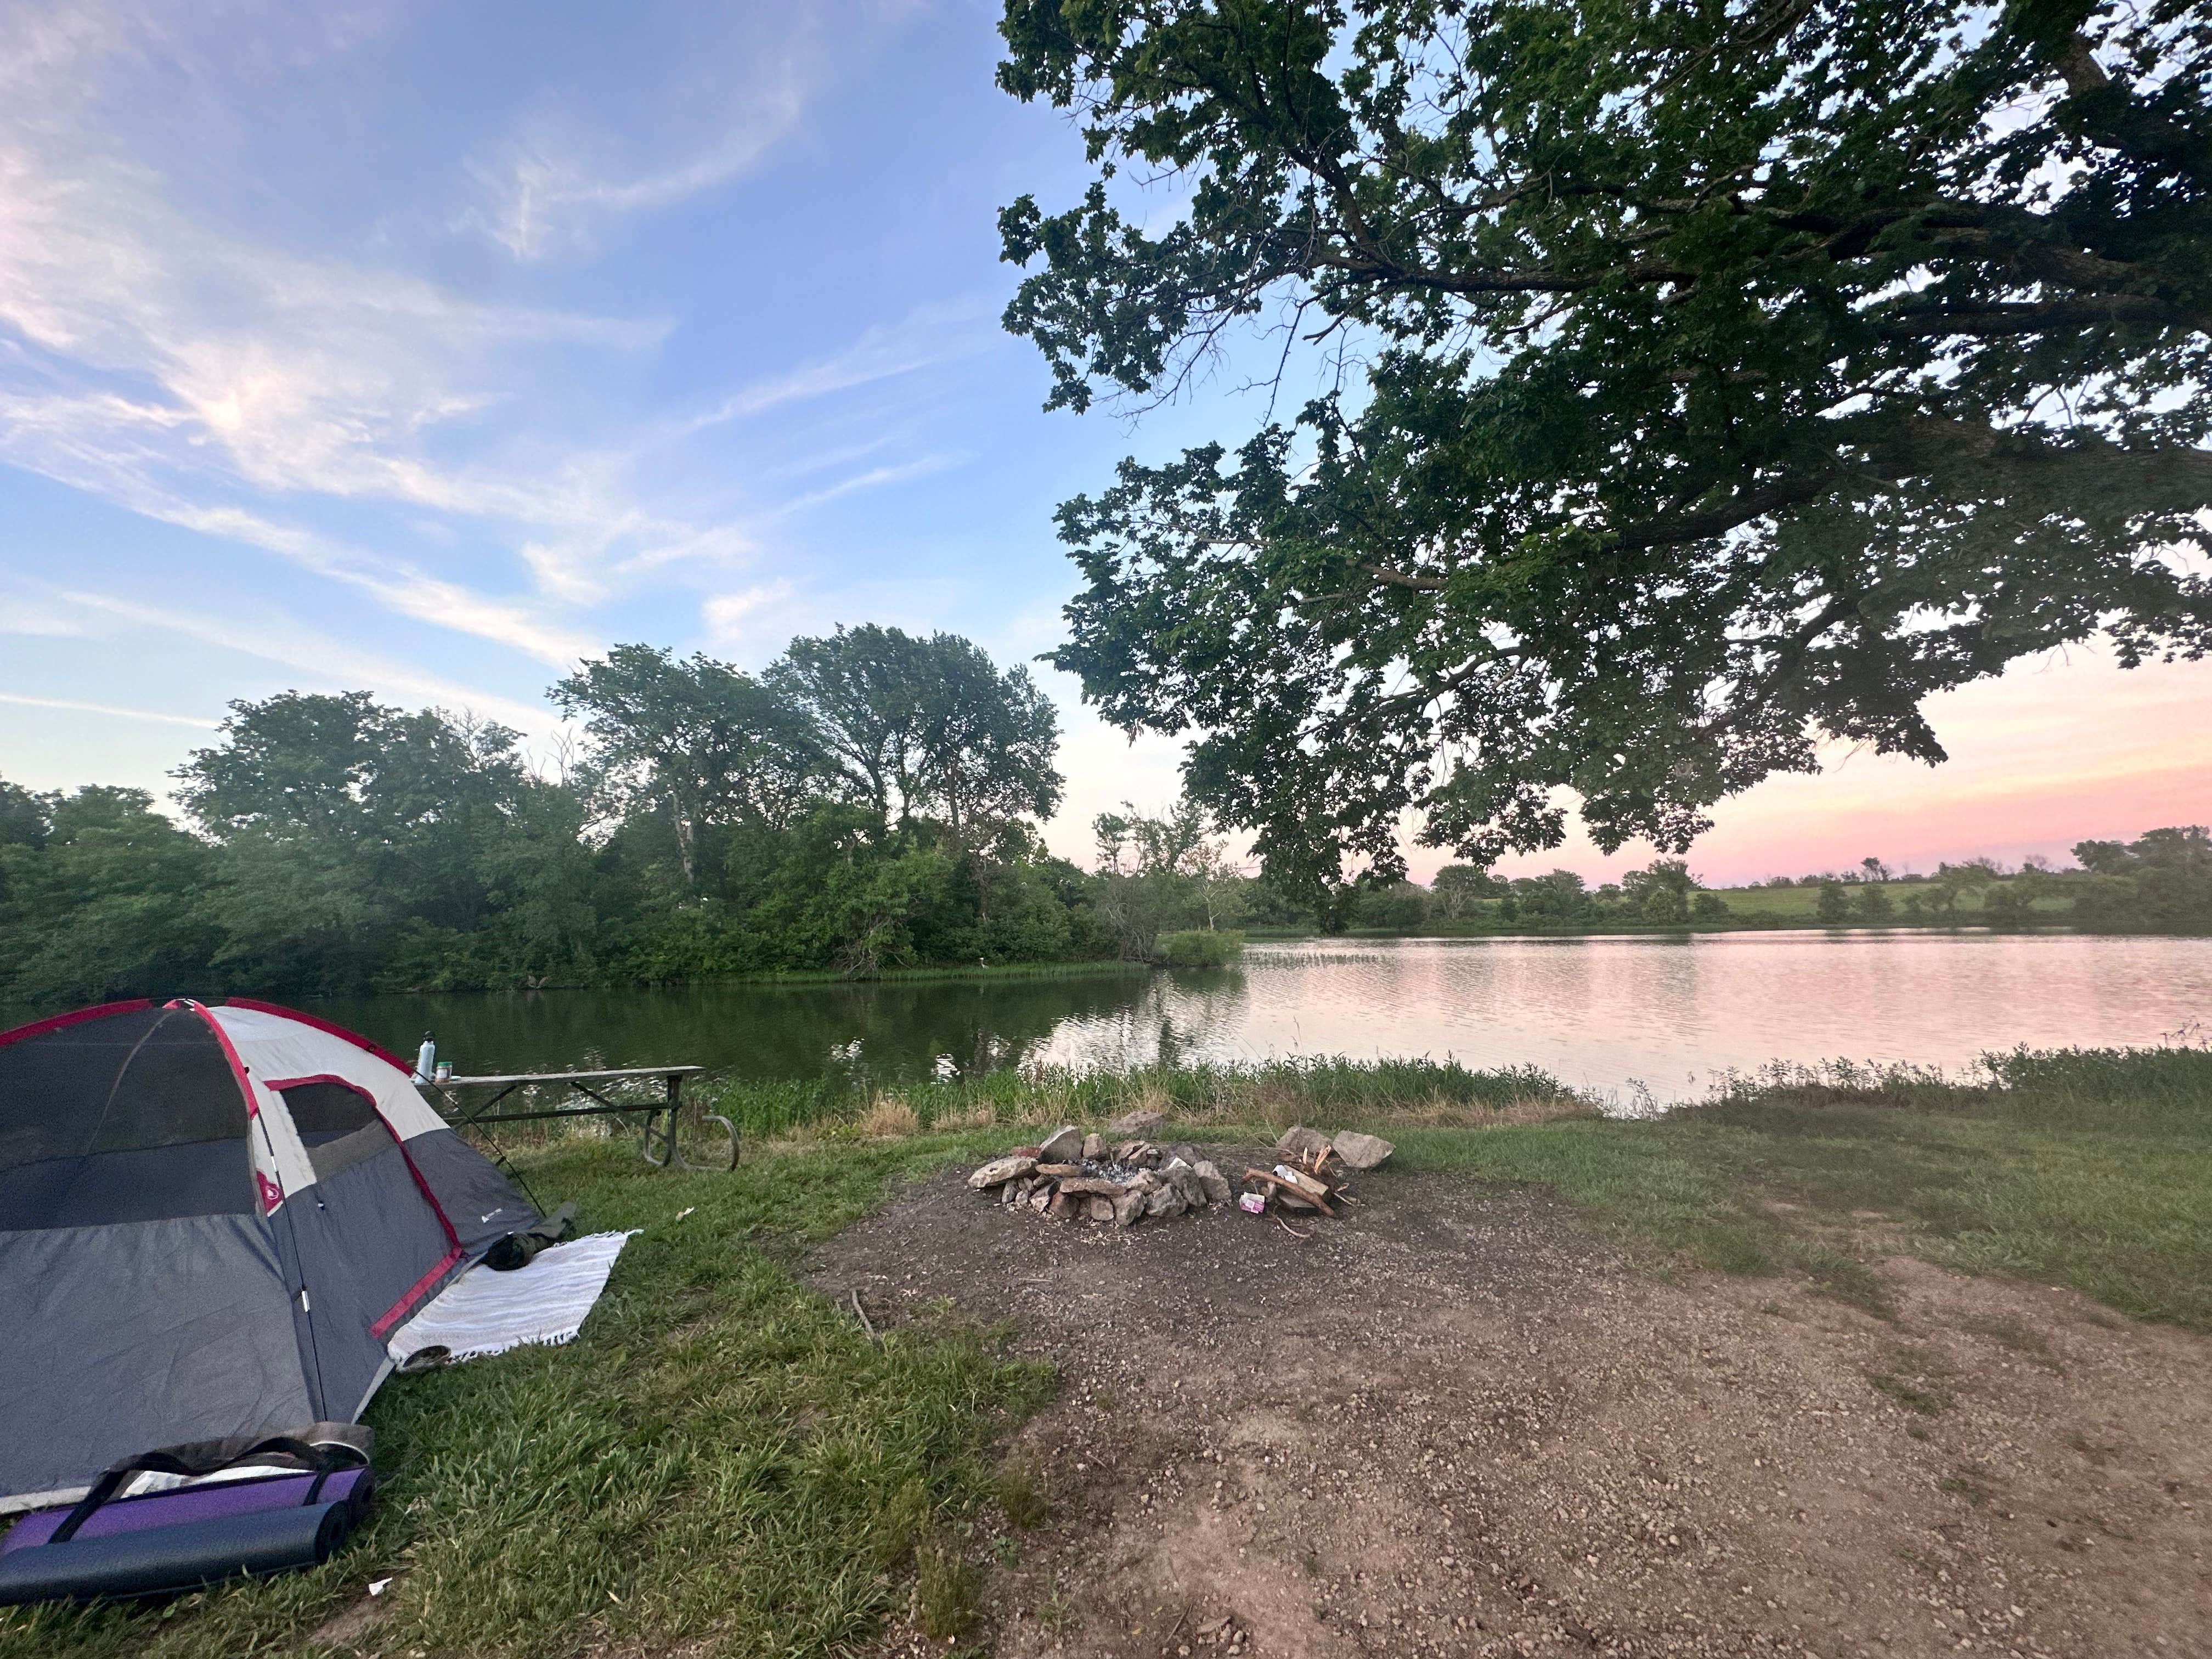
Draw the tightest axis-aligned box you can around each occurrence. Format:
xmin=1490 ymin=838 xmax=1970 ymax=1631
xmin=278 ymin=1080 xmax=398 ymax=1183
xmin=0 ymin=1008 xmax=253 ymax=1231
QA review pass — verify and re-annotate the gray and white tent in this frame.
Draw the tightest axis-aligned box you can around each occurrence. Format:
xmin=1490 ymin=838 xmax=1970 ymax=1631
xmin=0 ymin=998 xmax=537 ymax=1511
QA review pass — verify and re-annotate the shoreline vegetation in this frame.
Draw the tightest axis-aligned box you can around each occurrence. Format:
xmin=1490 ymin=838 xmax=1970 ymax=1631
xmin=1 ymin=640 xmax=2203 ymax=1012
xmin=0 ymin=646 xmax=1272 ymax=1008
xmin=10 ymin=1041 xmax=2205 ymax=1659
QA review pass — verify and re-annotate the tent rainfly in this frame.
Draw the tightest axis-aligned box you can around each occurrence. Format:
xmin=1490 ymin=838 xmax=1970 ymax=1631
xmin=0 ymin=998 xmax=538 ymax=1511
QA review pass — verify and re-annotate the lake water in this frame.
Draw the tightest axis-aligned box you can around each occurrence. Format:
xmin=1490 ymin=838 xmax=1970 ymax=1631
xmin=311 ymin=930 xmax=2212 ymax=1105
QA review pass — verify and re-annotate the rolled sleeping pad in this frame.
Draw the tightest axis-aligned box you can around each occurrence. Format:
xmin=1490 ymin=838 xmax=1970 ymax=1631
xmin=482 ymin=1228 xmax=545 ymax=1272
xmin=0 ymin=1470 xmax=371 ymax=1605
xmin=485 ymin=1199 xmax=578 ymax=1271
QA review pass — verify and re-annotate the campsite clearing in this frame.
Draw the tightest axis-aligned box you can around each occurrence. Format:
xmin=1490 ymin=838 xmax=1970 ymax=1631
xmin=825 ymin=1158 xmax=2209 ymax=1658
xmin=3 ymin=1047 xmax=2207 ymax=1658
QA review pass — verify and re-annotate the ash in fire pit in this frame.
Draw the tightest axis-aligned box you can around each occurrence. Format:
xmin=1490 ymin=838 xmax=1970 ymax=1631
xmin=967 ymin=1122 xmax=1392 ymax=1228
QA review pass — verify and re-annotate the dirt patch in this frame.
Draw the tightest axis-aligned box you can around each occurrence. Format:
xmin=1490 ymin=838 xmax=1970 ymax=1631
xmin=814 ymin=1152 xmax=2212 ymax=1658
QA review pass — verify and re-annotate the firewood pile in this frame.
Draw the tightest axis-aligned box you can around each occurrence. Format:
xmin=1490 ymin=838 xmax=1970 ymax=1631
xmin=967 ymin=1113 xmax=1393 ymax=1230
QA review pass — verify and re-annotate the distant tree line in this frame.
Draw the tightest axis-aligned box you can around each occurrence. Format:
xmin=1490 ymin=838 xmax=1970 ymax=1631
xmin=0 ymin=629 xmax=1141 ymax=1006
xmin=1324 ymin=829 xmax=2212 ymax=935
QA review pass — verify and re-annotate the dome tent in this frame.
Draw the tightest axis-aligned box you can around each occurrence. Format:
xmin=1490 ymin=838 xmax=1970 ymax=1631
xmin=0 ymin=998 xmax=538 ymax=1511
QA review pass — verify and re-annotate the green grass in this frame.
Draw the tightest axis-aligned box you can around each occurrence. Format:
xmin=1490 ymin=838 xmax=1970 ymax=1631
xmin=1390 ymin=1047 xmax=2212 ymax=1328
xmin=701 ymin=1054 xmax=1586 ymax=1141
xmin=8 ymin=1045 xmax=2205 ymax=1658
xmin=1 ymin=1131 xmax=1043 ymax=1659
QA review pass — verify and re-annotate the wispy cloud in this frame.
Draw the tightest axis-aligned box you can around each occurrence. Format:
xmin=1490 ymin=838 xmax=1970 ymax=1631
xmin=0 ymin=600 xmax=87 ymax=637
xmin=702 ymin=582 xmax=799 ymax=647
xmin=0 ymin=1 xmax=992 ymax=713
xmin=456 ymin=7 xmax=890 ymax=261
xmin=156 ymin=505 xmax=603 ymax=667
xmin=0 ymin=137 xmax=669 ymax=653
xmin=685 ymin=302 xmax=1001 ymax=432
xmin=765 ymin=453 xmax=970 ymax=518
xmin=0 ymin=691 xmax=219 ymax=730
xmin=473 ymin=98 xmax=809 ymax=261
xmin=57 ymin=590 xmax=558 ymax=738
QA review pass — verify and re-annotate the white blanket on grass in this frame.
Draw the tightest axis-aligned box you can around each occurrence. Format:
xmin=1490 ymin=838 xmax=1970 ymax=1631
xmin=387 ymin=1231 xmax=638 ymax=1367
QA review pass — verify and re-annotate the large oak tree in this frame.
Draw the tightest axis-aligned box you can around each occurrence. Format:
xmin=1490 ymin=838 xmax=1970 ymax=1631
xmin=997 ymin=0 xmax=2212 ymax=896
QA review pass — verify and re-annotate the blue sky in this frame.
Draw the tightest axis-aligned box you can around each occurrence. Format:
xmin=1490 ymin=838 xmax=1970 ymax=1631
xmin=3 ymin=0 xmax=2207 ymax=883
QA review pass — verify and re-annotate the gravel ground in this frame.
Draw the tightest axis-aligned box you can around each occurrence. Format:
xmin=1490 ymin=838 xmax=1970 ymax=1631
xmin=813 ymin=1148 xmax=2212 ymax=1659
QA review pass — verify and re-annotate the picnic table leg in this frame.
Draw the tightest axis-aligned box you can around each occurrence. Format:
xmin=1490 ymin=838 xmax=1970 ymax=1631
xmin=640 ymin=1084 xmax=675 ymax=1167
xmin=638 ymin=1072 xmax=738 ymax=1171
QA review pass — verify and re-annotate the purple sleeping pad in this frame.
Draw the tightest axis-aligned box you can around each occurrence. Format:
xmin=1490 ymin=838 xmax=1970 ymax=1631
xmin=2 ymin=1469 xmax=369 ymax=1553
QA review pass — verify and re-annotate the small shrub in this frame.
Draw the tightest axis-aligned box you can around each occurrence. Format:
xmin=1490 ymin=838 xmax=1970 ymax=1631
xmin=1159 ymin=928 xmax=1246 ymax=967
xmin=1816 ymin=880 xmax=1853 ymax=923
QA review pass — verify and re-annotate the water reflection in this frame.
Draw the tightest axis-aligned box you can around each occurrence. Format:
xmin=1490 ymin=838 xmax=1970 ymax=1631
xmin=312 ymin=970 xmax=1150 ymax=1088
xmin=309 ymin=930 xmax=2212 ymax=1102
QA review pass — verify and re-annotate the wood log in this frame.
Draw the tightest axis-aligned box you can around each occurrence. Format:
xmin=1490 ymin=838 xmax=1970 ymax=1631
xmin=1242 ymin=1167 xmax=1335 ymax=1217
xmin=1271 ymin=1164 xmax=1334 ymax=1201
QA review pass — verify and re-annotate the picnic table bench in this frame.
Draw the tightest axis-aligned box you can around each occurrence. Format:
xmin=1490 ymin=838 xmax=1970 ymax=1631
xmin=426 ymin=1065 xmax=735 ymax=1171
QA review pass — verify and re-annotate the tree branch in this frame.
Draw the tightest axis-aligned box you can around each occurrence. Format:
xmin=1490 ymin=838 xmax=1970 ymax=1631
xmin=1879 ymin=295 xmax=2199 ymax=338
xmin=1884 ymin=418 xmax=2212 ymax=512
xmin=2051 ymin=31 xmax=2212 ymax=190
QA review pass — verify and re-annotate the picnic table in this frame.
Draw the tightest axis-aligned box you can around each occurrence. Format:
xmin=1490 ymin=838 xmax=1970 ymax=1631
xmin=426 ymin=1065 xmax=735 ymax=1171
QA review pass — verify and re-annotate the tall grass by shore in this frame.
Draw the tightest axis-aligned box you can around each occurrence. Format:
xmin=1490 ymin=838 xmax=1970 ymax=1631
xmin=692 ymin=1054 xmax=1588 ymax=1142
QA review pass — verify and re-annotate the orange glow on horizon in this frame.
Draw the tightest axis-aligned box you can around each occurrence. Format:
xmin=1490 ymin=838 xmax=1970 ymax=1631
xmin=1412 ymin=647 xmax=2212 ymax=888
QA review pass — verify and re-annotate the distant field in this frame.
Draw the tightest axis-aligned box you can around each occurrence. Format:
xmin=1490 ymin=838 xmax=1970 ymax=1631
xmin=1395 ymin=876 xmax=2081 ymax=935
xmin=1712 ymin=878 xmax=2071 ymax=920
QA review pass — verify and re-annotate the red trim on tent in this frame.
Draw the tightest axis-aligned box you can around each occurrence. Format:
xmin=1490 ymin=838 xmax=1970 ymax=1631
xmin=222 ymin=998 xmax=415 ymax=1075
xmin=264 ymin=1072 xmax=380 ymax=1102
xmin=0 ymin=999 xmax=154 ymax=1049
xmin=264 ymin=1075 xmax=464 ymax=1254
xmin=182 ymin=997 xmax=277 ymax=1148
xmin=370 ymin=1247 xmax=465 ymax=1340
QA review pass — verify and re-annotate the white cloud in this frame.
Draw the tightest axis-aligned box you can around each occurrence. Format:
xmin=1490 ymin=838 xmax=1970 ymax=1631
xmin=56 ymin=589 xmax=560 ymax=739
xmin=0 ymin=0 xmax=990 ymax=720
xmin=0 ymin=691 xmax=218 ymax=729
xmin=456 ymin=7 xmax=883 ymax=260
xmin=0 ymin=147 xmax=663 ymax=498
xmin=702 ymin=582 xmax=799 ymax=647
xmin=686 ymin=302 xmax=1000 ymax=433
xmin=0 ymin=138 xmax=676 ymax=647
xmin=767 ymin=453 xmax=970 ymax=518
xmin=474 ymin=99 xmax=808 ymax=262
xmin=56 ymin=489 xmax=602 ymax=668
xmin=0 ymin=601 xmax=88 ymax=637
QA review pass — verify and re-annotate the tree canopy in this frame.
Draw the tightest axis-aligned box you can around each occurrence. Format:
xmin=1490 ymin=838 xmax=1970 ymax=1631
xmin=551 ymin=646 xmax=823 ymax=890
xmin=765 ymin=625 xmax=1064 ymax=841
xmin=0 ymin=629 xmax=1109 ymax=1005
xmin=998 ymin=0 xmax=2212 ymax=896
